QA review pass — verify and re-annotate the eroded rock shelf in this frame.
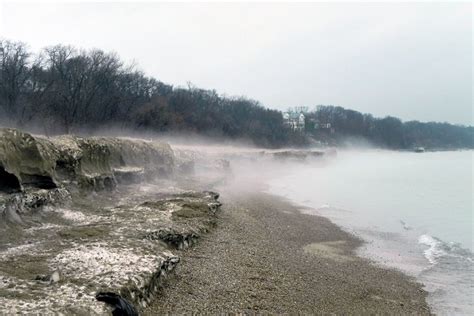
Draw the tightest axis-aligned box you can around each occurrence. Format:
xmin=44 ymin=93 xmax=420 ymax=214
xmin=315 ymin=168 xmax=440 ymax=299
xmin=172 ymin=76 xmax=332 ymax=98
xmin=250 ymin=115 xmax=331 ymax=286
xmin=0 ymin=128 xmax=222 ymax=314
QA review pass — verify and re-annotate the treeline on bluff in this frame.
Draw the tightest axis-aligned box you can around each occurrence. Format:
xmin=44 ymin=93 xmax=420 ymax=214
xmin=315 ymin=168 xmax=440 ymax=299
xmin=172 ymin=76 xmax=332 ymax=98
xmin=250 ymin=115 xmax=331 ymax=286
xmin=0 ymin=39 xmax=472 ymax=149
xmin=0 ymin=39 xmax=303 ymax=148
xmin=305 ymin=106 xmax=473 ymax=150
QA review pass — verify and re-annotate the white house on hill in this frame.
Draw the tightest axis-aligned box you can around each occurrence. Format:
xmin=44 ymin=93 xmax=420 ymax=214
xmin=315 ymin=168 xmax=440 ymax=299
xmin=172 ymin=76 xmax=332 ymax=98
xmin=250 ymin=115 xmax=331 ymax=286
xmin=283 ymin=111 xmax=305 ymax=131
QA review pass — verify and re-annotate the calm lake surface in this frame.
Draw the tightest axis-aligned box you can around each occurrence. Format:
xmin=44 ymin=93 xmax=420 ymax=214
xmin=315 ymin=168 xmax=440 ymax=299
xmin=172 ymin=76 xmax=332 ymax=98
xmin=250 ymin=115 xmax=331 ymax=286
xmin=267 ymin=150 xmax=473 ymax=315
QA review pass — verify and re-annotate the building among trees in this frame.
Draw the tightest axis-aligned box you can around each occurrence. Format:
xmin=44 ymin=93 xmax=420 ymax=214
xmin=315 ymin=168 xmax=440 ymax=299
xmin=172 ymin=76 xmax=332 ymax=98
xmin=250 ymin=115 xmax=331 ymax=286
xmin=283 ymin=110 xmax=305 ymax=132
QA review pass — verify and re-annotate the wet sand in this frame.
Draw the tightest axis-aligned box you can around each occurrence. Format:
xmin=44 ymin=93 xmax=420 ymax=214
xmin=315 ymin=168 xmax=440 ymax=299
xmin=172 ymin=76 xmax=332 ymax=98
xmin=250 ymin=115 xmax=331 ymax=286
xmin=144 ymin=190 xmax=430 ymax=314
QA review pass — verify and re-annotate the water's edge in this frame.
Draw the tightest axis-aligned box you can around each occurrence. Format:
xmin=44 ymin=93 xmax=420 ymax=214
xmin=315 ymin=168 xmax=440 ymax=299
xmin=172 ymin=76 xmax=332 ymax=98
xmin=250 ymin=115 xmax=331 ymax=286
xmin=264 ymin=150 xmax=473 ymax=316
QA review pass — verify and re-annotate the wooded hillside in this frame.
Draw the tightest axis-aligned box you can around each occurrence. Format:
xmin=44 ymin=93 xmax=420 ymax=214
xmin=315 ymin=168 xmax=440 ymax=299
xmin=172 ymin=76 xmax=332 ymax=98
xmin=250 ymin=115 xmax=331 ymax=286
xmin=0 ymin=39 xmax=471 ymax=149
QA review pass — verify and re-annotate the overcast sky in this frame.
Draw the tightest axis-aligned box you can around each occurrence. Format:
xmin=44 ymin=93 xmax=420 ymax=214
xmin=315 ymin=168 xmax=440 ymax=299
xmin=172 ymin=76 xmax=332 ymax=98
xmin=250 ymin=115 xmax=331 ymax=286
xmin=0 ymin=1 xmax=472 ymax=125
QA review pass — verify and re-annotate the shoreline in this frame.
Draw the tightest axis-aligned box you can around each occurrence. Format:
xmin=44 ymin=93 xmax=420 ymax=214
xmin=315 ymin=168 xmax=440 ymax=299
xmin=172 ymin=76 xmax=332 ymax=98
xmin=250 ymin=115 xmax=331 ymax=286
xmin=264 ymin=149 xmax=474 ymax=315
xmin=144 ymin=189 xmax=430 ymax=314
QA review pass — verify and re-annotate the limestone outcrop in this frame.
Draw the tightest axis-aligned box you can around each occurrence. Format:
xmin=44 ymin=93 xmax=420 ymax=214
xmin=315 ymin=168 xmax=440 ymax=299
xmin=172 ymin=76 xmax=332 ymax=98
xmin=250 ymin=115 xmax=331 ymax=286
xmin=0 ymin=128 xmax=175 ymax=192
xmin=0 ymin=128 xmax=223 ymax=315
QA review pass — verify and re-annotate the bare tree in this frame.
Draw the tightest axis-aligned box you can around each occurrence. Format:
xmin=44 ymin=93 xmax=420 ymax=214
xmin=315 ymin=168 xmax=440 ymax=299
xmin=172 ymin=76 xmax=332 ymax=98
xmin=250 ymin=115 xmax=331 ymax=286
xmin=0 ymin=39 xmax=31 ymax=119
xmin=40 ymin=46 xmax=124 ymax=133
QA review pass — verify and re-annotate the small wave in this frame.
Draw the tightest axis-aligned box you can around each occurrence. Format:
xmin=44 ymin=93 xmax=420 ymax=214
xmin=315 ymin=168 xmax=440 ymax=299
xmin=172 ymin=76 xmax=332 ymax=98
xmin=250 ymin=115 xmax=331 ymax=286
xmin=418 ymin=234 xmax=447 ymax=265
xmin=418 ymin=234 xmax=474 ymax=265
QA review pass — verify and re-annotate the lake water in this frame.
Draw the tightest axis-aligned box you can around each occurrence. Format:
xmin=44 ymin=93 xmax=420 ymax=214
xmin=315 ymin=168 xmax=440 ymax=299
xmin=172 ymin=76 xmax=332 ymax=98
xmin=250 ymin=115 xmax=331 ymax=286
xmin=267 ymin=150 xmax=473 ymax=315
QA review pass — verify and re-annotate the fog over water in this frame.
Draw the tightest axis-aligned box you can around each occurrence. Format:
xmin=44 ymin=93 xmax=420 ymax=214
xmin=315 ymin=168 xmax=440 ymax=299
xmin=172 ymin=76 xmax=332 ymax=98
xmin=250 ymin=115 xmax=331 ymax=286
xmin=266 ymin=150 xmax=473 ymax=315
xmin=269 ymin=150 xmax=473 ymax=249
xmin=0 ymin=0 xmax=472 ymax=313
xmin=2 ymin=128 xmax=471 ymax=313
xmin=168 ymin=144 xmax=473 ymax=316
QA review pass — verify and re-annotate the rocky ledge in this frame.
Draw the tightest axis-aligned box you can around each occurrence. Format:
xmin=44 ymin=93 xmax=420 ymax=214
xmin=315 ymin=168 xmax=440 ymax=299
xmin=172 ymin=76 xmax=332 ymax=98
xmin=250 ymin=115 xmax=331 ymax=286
xmin=0 ymin=129 xmax=222 ymax=314
xmin=0 ymin=128 xmax=175 ymax=193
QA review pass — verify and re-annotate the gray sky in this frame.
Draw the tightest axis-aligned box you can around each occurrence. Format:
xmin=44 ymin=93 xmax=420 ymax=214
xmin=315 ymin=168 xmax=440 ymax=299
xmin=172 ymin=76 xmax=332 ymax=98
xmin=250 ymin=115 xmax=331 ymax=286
xmin=1 ymin=1 xmax=472 ymax=125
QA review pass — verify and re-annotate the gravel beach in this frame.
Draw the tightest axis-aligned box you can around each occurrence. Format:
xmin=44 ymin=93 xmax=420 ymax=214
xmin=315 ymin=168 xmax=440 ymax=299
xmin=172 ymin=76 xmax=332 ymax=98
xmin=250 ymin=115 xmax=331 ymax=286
xmin=143 ymin=186 xmax=430 ymax=314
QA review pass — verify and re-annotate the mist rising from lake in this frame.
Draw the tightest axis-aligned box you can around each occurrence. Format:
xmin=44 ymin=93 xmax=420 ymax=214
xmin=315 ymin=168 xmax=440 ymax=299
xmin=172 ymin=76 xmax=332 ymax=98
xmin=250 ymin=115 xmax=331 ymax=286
xmin=267 ymin=150 xmax=473 ymax=315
